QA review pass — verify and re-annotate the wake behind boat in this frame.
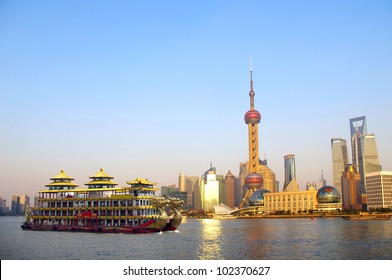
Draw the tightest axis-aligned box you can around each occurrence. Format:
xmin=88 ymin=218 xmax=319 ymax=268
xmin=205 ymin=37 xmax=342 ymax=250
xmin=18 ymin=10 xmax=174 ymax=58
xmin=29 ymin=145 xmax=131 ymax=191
xmin=21 ymin=169 xmax=184 ymax=234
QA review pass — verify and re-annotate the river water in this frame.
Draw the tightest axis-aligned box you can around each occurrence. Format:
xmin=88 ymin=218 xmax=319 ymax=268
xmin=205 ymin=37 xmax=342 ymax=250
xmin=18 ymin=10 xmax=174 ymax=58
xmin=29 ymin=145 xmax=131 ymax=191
xmin=1 ymin=216 xmax=391 ymax=260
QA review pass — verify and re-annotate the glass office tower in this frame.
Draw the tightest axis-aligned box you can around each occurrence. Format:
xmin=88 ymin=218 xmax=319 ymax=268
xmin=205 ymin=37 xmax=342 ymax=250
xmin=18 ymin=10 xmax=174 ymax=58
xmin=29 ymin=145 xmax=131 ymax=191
xmin=358 ymin=134 xmax=382 ymax=193
xmin=331 ymin=138 xmax=348 ymax=196
xmin=350 ymin=116 xmax=367 ymax=166
xmin=283 ymin=154 xmax=299 ymax=192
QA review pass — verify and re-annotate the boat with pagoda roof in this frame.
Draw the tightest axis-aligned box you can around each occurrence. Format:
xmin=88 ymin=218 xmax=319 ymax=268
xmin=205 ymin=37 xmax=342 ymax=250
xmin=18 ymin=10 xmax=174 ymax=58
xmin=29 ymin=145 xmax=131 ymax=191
xmin=21 ymin=169 xmax=184 ymax=234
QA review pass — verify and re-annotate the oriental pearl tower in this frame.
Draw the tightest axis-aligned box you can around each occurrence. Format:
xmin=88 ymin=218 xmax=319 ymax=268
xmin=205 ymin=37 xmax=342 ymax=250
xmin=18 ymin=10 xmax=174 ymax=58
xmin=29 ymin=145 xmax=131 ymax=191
xmin=239 ymin=60 xmax=264 ymax=208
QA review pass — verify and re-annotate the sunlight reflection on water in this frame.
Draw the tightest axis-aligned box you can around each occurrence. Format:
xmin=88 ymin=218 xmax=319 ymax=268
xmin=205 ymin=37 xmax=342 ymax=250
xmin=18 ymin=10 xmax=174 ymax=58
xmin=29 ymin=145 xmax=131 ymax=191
xmin=197 ymin=219 xmax=223 ymax=259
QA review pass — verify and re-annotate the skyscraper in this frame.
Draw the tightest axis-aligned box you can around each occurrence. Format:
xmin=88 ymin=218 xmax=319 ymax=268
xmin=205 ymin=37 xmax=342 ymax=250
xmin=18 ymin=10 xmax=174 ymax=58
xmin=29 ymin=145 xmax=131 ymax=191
xmin=341 ymin=164 xmax=362 ymax=210
xmin=10 ymin=194 xmax=30 ymax=215
xmin=350 ymin=116 xmax=367 ymax=166
xmin=357 ymin=134 xmax=382 ymax=174
xmin=200 ymin=166 xmax=220 ymax=212
xmin=0 ymin=198 xmax=8 ymax=215
xmin=240 ymin=61 xmax=264 ymax=208
xmin=348 ymin=116 xmax=382 ymax=202
xmin=19 ymin=195 xmax=30 ymax=215
xmin=11 ymin=195 xmax=20 ymax=215
xmin=178 ymin=173 xmax=187 ymax=202
xmin=357 ymin=134 xmax=382 ymax=193
xmin=178 ymin=173 xmax=199 ymax=209
xmin=365 ymin=171 xmax=392 ymax=210
xmin=319 ymin=170 xmax=326 ymax=189
xmin=259 ymin=160 xmax=277 ymax=193
xmin=237 ymin=162 xmax=247 ymax=206
xmin=225 ymin=170 xmax=236 ymax=208
xmin=331 ymin=138 xmax=349 ymax=195
xmin=217 ymin=174 xmax=226 ymax=205
xmin=283 ymin=154 xmax=299 ymax=192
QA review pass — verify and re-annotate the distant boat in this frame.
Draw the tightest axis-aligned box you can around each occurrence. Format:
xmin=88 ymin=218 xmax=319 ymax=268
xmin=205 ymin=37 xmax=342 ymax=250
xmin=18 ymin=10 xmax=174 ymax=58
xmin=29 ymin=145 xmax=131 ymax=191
xmin=342 ymin=213 xmax=391 ymax=220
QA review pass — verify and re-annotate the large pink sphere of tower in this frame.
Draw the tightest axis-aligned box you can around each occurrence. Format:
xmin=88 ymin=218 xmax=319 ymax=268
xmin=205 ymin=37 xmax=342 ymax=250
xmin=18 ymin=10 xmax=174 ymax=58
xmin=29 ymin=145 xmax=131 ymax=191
xmin=245 ymin=172 xmax=263 ymax=190
xmin=244 ymin=109 xmax=261 ymax=124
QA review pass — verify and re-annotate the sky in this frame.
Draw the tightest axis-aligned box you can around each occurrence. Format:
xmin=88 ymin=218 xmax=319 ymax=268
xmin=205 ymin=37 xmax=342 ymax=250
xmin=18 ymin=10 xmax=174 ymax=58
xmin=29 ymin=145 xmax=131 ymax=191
xmin=1 ymin=0 xmax=391 ymax=204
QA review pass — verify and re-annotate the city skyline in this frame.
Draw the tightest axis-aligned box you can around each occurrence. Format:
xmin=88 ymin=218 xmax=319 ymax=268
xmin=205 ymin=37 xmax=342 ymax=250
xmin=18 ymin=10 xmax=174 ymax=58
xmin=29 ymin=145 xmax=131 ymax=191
xmin=1 ymin=1 xmax=392 ymax=203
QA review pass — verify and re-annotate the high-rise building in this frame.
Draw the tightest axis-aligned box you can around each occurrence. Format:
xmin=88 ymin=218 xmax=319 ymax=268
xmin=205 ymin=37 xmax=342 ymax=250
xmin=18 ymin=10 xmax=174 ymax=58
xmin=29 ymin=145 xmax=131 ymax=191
xmin=158 ymin=185 xmax=190 ymax=210
xmin=259 ymin=160 xmax=277 ymax=193
xmin=238 ymin=162 xmax=247 ymax=206
xmin=283 ymin=154 xmax=299 ymax=192
xmin=11 ymin=195 xmax=20 ymax=215
xmin=10 ymin=194 xmax=30 ymax=215
xmin=217 ymin=174 xmax=226 ymax=205
xmin=348 ymin=116 xmax=382 ymax=199
xmin=161 ymin=185 xmax=178 ymax=197
xmin=193 ymin=182 xmax=201 ymax=210
xmin=188 ymin=176 xmax=199 ymax=209
xmin=178 ymin=173 xmax=186 ymax=192
xmin=357 ymin=134 xmax=382 ymax=193
xmin=200 ymin=166 xmax=220 ymax=212
xmin=341 ymin=164 xmax=363 ymax=210
xmin=179 ymin=173 xmax=191 ymax=207
xmin=240 ymin=61 xmax=264 ymax=207
xmin=178 ymin=173 xmax=199 ymax=209
xmin=19 ymin=195 xmax=30 ymax=215
xmin=331 ymin=138 xmax=348 ymax=195
xmin=0 ymin=198 xmax=9 ymax=215
xmin=225 ymin=170 xmax=236 ymax=208
xmin=319 ymin=170 xmax=326 ymax=189
xmin=350 ymin=116 xmax=367 ymax=166
xmin=365 ymin=171 xmax=392 ymax=210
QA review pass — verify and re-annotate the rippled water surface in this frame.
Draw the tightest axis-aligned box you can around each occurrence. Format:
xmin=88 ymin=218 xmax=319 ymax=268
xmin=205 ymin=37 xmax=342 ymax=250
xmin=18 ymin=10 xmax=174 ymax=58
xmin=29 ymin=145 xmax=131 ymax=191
xmin=1 ymin=216 xmax=391 ymax=260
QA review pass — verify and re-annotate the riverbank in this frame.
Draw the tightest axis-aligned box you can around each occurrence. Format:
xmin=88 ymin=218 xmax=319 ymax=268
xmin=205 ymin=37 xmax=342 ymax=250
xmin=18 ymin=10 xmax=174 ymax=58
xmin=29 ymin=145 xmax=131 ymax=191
xmin=186 ymin=213 xmax=392 ymax=219
xmin=237 ymin=214 xmax=330 ymax=219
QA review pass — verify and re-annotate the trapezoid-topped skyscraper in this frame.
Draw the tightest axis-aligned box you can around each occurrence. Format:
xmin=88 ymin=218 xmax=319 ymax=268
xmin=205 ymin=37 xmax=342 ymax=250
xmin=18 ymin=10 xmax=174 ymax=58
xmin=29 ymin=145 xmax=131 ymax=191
xmin=240 ymin=60 xmax=264 ymax=208
xmin=349 ymin=116 xmax=381 ymax=195
xmin=350 ymin=116 xmax=367 ymax=166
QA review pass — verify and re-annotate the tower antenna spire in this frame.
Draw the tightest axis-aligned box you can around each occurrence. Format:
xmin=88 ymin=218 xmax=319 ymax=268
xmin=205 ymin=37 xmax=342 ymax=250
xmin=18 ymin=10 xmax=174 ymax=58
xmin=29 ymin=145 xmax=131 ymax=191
xmin=249 ymin=56 xmax=255 ymax=109
xmin=250 ymin=55 xmax=253 ymax=84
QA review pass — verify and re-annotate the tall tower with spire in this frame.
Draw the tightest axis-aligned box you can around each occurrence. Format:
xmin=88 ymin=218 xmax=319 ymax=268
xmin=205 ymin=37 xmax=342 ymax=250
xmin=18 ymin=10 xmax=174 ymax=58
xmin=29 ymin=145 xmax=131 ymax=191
xmin=240 ymin=60 xmax=264 ymax=208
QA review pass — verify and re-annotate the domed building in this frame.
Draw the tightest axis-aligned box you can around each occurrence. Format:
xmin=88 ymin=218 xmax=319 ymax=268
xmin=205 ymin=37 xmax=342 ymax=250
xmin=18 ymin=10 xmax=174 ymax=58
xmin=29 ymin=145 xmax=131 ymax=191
xmin=249 ymin=189 xmax=270 ymax=206
xmin=316 ymin=186 xmax=342 ymax=212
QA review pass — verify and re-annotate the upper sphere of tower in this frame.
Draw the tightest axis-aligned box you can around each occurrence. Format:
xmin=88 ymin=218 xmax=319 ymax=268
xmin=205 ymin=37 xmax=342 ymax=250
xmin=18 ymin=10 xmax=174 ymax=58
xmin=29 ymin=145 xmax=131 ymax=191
xmin=245 ymin=172 xmax=263 ymax=190
xmin=244 ymin=109 xmax=261 ymax=124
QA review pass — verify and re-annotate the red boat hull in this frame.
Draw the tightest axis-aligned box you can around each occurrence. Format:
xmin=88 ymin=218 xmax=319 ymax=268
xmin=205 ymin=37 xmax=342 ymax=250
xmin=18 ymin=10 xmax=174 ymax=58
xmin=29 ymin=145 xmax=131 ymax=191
xmin=21 ymin=223 xmax=163 ymax=234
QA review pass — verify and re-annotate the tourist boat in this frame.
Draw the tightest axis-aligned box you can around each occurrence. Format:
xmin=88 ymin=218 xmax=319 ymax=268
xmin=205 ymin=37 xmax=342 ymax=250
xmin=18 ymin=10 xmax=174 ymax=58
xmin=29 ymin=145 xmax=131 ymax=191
xmin=342 ymin=213 xmax=391 ymax=220
xmin=21 ymin=169 xmax=183 ymax=233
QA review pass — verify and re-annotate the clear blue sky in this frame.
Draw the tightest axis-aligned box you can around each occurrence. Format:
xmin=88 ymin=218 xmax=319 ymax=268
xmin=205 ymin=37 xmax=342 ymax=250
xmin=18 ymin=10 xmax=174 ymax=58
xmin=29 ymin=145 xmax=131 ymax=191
xmin=1 ymin=0 xmax=391 ymax=203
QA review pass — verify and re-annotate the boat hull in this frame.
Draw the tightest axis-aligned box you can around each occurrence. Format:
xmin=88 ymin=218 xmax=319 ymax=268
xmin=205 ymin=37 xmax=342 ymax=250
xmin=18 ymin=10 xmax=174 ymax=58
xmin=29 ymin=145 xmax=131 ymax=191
xmin=21 ymin=223 xmax=165 ymax=234
xmin=162 ymin=216 xmax=181 ymax=231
